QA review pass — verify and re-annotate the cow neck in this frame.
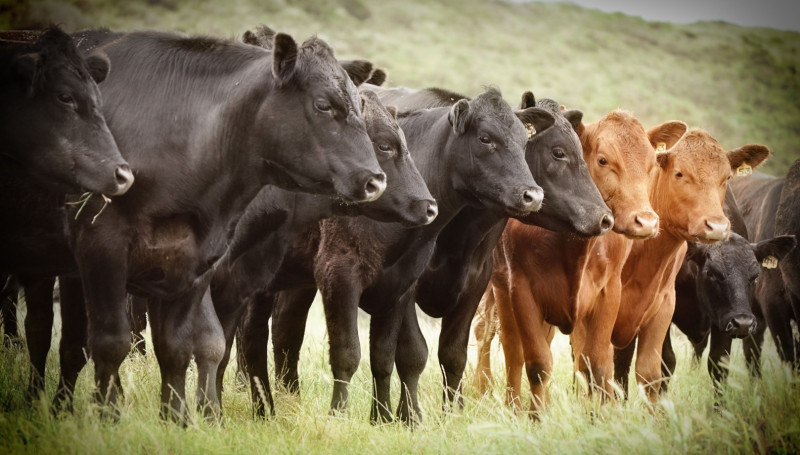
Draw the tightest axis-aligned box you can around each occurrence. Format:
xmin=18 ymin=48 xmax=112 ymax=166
xmin=400 ymin=109 xmax=469 ymax=228
xmin=614 ymin=169 xmax=688 ymax=346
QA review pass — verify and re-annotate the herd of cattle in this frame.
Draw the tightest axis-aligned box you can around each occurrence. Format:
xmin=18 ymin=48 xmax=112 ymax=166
xmin=1 ymin=24 xmax=798 ymax=425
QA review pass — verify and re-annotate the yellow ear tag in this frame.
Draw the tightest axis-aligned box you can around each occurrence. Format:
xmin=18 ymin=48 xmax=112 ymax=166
xmin=762 ymin=255 xmax=778 ymax=269
xmin=737 ymin=163 xmax=753 ymax=176
xmin=525 ymin=123 xmax=536 ymax=139
xmin=656 ymin=142 xmax=666 ymax=153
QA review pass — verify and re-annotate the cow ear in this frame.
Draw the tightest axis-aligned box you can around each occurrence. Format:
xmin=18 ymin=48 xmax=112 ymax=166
xmin=11 ymin=52 xmax=40 ymax=88
xmin=365 ymin=67 xmax=386 ymax=86
xmin=647 ymin=121 xmax=687 ymax=151
xmin=340 ymin=59 xmax=374 ymax=86
xmin=85 ymin=53 xmax=110 ymax=84
xmin=516 ymin=107 xmax=555 ymax=137
xmin=242 ymin=30 xmax=259 ymax=46
xmin=753 ymin=235 xmax=796 ymax=265
xmin=728 ymin=144 xmax=771 ymax=174
xmin=448 ymin=99 xmax=470 ymax=135
xmin=272 ymin=33 xmax=298 ymax=84
xmin=562 ymin=109 xmax=583 ymax=131
xmin=685 ymin=242 xmax=709 ymax=268
xmin=519 ymin=91 xmax=536 ymax=109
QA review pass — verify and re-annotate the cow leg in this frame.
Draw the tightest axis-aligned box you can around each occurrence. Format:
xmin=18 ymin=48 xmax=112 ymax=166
xmin=690 ymin=332 xmax=709 ymax=366
xmin=190 ymin=288 xmax=225 ymax=421
xmin=613 ymin=339 xmax=636 ymax=400
xmin=240 ymin=293 xmax=275 ymax=418
xmin=707 ymin=325 xmax=734 ymax=399
xmin=472 ymin=286 xmax=497 ymax=395
xmin=634 ymin=295 xmax=675 ymax=403
xmin=76 ymin=243 xmax=130 ymax=418
xmin=147 ymin=298 xmax=190 ymax=423
xmin=758 ymin=271 xmax=797 ymax=368
xmin=128 ymin=296 xmax=148 ymax=356
xmin=660 ymin=328 xmax=677 ymax=394
xmin=271 ymin=287 xmax=317 ymax=393
xmin=53 ymin=276 xmax=89 ymax=413
xmin=394 ymin=299 xmax=427 ymax=425
xmin=1 ymin=275 xmax=20 ymax=345
xmin=368 ymin=287 xmax=412 ymax=423
xmin=210 ymin=283 xmax=250 ymax=414
xmin=319 ymin=273 xmax=364 ymax=415
xmin=577 ymin=282 xmax=622 ymax=404
xmin=19 ymin=275 xmax=55 ymax=401
xmin=492 ymin=277 xmax=525 ymax=410
xmin=438 ymin=288 xmax=484 ymax=411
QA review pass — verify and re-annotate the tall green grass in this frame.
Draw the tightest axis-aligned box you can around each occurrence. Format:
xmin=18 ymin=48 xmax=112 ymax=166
xmin=1 ymin=294 xmax=799 ymax=453
xmin=9 ymin=0 xmax=800 ymax=175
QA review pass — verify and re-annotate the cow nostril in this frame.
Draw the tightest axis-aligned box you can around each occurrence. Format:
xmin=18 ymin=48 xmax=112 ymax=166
xmin=113 ymin=165 xmax=134 ymax=194
xmin=522 ymin=188 xmax=543 ymax=209
xmin=426 ymin=202 xmax=438 ymax=222
xmin=363 ymin=173 xmax=387 ymax=200
xmin=600 ymin=213 xmax=614 ymax=231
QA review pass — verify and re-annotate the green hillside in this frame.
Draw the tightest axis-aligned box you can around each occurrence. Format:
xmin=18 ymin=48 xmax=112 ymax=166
xmin=5 ymin=0 xmax=800 ymax=176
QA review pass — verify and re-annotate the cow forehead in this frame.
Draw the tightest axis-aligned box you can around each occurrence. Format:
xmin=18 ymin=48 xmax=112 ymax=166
xmin=471 ymin=93 xmax=526 ymax=141
xmin=672 ymin=130 xmax=731 ymax=179
xmin=594 ymin=111 xmax=654 ymax=171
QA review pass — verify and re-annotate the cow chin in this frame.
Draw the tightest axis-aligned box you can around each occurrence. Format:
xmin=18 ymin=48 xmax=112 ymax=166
xmin=263 ymin=159 xmax=330 ymax=194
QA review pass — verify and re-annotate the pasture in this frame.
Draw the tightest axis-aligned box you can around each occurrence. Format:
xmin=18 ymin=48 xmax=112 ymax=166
xmin=1 ymin=294 xmax=799 ymax=454
xmin=2 ymin=0 xmax=800 ymax=453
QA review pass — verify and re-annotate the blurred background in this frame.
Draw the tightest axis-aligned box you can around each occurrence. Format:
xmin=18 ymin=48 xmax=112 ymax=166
xmin=3 ymin=0 xmax=798 ymax=176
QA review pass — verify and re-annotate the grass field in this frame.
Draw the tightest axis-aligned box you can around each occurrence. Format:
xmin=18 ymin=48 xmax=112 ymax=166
xmin=2 ymin=0 xmax=800 ymax=453
xmin=1 ymin=294 xmax=799 ymax=454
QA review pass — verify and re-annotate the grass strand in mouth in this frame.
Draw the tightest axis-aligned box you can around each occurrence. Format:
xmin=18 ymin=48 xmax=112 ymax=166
xmin=66 ymin=192 xmax=112 ymax=223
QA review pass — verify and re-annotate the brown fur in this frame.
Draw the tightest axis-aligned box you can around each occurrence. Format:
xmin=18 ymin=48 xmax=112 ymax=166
xmin=473 ymin=112 xmax=686 ymax=413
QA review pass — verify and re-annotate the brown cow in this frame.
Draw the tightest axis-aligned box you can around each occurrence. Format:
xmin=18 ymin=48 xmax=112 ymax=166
xmin=576 ymin=130 xmax=770 ymax=403
xmin=474 ymin=111 xmax=687 ymax=413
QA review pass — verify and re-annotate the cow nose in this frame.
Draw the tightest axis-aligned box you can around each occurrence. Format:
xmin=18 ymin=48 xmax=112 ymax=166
xmin=725 ymin=314 xmax=757 ymax=337
xmin=633 ymin=212 xmax=659 ymax=238
xmin=363 ymin=172 xmax=387 ymax=202
xmin=704 ymin=219 xmax=730 ymax=242
xmin=111 ymin=164 xmax=134 ymax=196
xmin=425 ymin=201 xmax=439 ymax=224
xmin=520 ymin=187 xmax=543 ymax=213
xmin=599 ymin=213 xmax=614 ymax=234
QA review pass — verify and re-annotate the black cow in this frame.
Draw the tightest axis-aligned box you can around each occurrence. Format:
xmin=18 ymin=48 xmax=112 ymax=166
xmin=731 ymin=159 xmax=800 ymax=372
xmin=0 ymin=27 xmax=132 ymax=195
xmin=241 ymin=87 xmax=543 ymax=423
xmin=209 ymin=87 xmax=438 ymax=416
xmin=60 ymin=29 xmax=386 ymax=423
xmin=264 ymin=89 xmax=612 ymax=422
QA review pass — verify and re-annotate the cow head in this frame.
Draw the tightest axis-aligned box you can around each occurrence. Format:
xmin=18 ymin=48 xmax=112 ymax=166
xmin=775 ymin=159 xmax=800 ymax=298
xmin=686 ymin=233 xmax=796 ymax=337
xmin=2 ymin=27 xmax=133 ymax=196
xmin=511 ymin=94 xmax=613 ymax=237
xmin=654 ymin=130 xmax=770 ymax=243
xmin=257 ymin=32 xmax=385 ymax=203
xmin=353 ymin=89 xmax=437 ymax=226
xmin=580 ymin=112 xmax=685 ymax=239
xmin=447 ymin=87 xmax=542 ymax=217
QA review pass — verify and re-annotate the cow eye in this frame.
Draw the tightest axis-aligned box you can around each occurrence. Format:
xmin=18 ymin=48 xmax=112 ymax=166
xmin=378 ymin=143 xmax=392 ymax=153
xmin=598 ymin=157 xmax=608 ymax=166
xmin=552 ymin=148 xmax=566 ymax=159
xmin=314 ymin=99 xmax=331 ymax=112
xmin=675 ymin=171 xmax=684 ymax=179
xmin=57 ymin=93 xmax=74 ymax=105
xmin=479 ymin=135 xmax=492 ymax=145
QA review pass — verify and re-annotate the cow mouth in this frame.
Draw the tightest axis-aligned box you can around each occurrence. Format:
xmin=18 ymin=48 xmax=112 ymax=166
xmin=263 ymin=159 xmax=329 ymax=193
